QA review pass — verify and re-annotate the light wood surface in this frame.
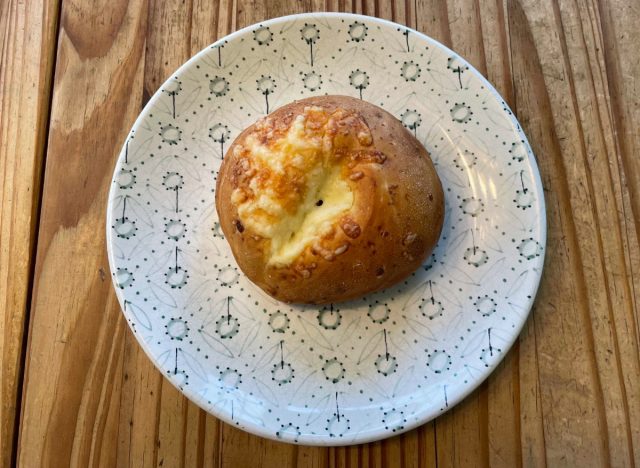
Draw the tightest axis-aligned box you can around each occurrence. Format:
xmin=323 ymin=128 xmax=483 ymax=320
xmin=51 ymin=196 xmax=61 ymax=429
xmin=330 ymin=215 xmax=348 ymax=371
xmin=1 ymin=0 xmax=639 ymax=466
xmin=0 ymin=1 xmax=60 ymax=466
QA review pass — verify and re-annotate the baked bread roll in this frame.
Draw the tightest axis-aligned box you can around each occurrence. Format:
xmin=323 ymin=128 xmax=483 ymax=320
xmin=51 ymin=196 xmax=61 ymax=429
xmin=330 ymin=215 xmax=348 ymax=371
xmin=215 ymin=95 xmax=444 ymax=304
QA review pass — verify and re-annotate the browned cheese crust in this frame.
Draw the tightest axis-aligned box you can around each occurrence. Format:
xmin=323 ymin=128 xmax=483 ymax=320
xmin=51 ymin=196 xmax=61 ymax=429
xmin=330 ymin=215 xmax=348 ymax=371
xmin=215 ymin=95 xmax=444 ymax=304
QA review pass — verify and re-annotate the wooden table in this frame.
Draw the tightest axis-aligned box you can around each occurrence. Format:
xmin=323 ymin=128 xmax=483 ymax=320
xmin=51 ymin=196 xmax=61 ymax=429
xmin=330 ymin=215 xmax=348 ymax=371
xmin=2 ymin=0 xmax=639 ymax=466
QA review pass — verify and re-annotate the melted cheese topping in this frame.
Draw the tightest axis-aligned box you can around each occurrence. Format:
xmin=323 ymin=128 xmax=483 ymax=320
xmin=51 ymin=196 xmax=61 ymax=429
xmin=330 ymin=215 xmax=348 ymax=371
xmin=231 ymin=107 xmax=370 ymax=266
xmin=271 ymin=166 xmax=352 ymax=264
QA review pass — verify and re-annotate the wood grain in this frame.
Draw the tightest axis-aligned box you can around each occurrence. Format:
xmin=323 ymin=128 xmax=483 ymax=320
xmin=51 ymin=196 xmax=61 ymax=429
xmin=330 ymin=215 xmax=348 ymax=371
xmin=0 ymin=0 xmax=60 ymax=466
xmin=16 ymin=0 xmax=149 ymax=466
xmin=7 ymin=0 xmax=640 ymax=467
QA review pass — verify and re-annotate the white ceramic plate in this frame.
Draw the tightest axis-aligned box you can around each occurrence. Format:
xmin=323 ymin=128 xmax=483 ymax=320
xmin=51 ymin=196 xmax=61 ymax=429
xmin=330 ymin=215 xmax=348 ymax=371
xmin=107 ymin=13 xmax=546 ymax=446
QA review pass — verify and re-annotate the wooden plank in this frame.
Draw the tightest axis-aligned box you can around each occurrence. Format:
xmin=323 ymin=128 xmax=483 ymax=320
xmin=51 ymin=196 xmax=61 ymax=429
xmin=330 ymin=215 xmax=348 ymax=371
xmin=230 ymin=1 xmax=306 ymax=464
xmin=420 ymin=1 xmax=522 ymax=466
xmin=509 ymin=3 xmax=612 ymax=466
xmin=596 ymin=3 xmax=640 ymax=463
xmin=364 ymin=5 xmax=438 ymax=467
xmin=599 ymin=2 xmax=640 ymax=342
xmin=111 ymin=1 xmax=228 ymax=467
xmin=215 ymin=1 xmax=329 ymax=467
xmin=487 ymin=347 xmax=522 ymax=468
xmin=436 ymin=1 xmax=492 ymax=467
xmin=475 ymin=2 xmax=522 ymax=467
xmin=144 ymin=0 xmax=193 ymax=94
xmin=435 ymin=390 xmax=490 ymax=468
xmin=297 ymin=445 xmax=329 ymax=468
xmin=156 ymin=383 xmax=188 ymax=468
xmin=446 ymin=0 xmax=488 ymax=75
xmin=15 ymin=0 xmax=150 ymax=466
xmin=137 ymin=1 xmax=206 ymax=467
xmin=508 ymin=0 xmax=640 ymax=465
xmin=117 ymin=330 xmax=164 ymax=468
xmin=377 ymin=7 xmax=439 ymax=468
xmin=518 ymin=316 xmax=546 ymax=468
xmin=415 ymin=0 xmax=452 ymax=47
xmin=120 ymin=0 xmax=330 ymax=467
xmin=554 ymin=0 xmax=640 ymax=463
xmin=0 ymin=0 xmax=60 ymax=466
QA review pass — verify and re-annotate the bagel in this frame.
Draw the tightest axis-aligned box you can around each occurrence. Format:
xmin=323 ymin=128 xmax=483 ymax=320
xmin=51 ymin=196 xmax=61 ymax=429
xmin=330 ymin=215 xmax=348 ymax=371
xmin=215 ymin=95 xmax=444 ymax=304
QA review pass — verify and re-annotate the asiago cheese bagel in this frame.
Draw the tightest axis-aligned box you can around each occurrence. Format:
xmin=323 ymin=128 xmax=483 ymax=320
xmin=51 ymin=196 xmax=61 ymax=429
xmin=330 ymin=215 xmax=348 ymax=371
xmin=215 ymin=95 xmax=444 ymax=304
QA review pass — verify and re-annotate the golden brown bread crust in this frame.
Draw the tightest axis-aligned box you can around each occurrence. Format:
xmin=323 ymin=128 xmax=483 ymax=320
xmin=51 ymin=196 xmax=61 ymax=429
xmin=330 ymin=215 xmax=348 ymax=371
xmin=215 ymin=95 xmax=444 ymax=304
